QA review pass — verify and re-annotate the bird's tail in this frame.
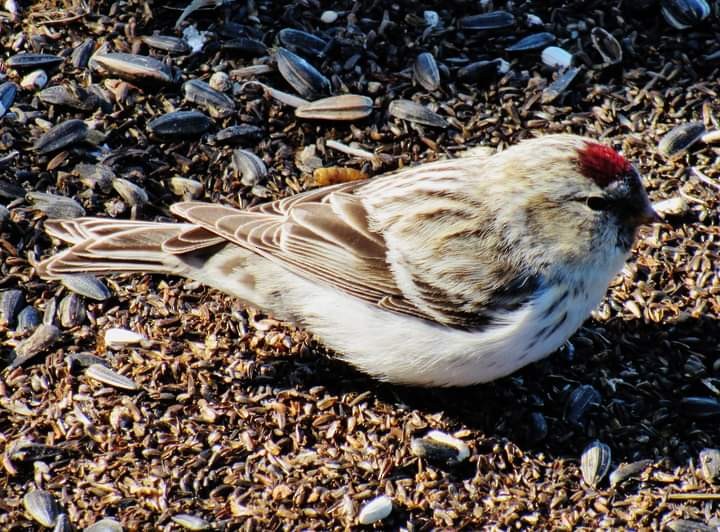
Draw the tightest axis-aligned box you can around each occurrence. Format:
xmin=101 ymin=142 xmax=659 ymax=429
xmin=36 ymin=218 xmax=222 ymax=280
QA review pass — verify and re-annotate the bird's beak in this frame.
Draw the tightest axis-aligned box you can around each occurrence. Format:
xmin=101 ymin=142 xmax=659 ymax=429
xmin=634 ymin=197 xmax=661 ymax=225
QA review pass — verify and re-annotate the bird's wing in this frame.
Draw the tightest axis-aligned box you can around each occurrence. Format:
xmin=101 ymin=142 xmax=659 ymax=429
xmin=171 ymin=158 xmax=540 ymax=329
xmin=170 ymin=181 xmax=432 ymax=321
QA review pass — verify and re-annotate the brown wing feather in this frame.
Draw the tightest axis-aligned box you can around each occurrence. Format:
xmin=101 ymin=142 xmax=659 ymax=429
xmin=170 ymin=182 xmax=432 ymax=321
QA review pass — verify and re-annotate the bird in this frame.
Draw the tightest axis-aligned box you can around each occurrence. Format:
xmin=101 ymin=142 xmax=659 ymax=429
xmin=37 ymin=134 xmax=660 ymax=387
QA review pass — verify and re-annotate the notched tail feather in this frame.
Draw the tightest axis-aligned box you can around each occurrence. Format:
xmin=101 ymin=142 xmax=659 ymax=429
xmin=37 ymin=218 xmax=215 ymax=280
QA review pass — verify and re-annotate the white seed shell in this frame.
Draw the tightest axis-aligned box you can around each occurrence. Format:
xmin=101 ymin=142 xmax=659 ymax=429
xmin=357 ymin=495 xmax=392 ymax=525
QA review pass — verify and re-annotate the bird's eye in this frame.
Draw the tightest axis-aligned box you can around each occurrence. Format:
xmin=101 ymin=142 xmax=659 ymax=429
xmin=586 ymin=196 xmax=609 ymax=211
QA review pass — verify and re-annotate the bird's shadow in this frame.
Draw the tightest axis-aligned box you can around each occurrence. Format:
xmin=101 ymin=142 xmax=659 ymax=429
xmin=258 ymin=314 xmax=720 ymax=467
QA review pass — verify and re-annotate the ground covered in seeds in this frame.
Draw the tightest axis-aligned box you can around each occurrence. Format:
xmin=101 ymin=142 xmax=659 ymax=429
xmin=1 ymin=0 xmax=720 ymax=529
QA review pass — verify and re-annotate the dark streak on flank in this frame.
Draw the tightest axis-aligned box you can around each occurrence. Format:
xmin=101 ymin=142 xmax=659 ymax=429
xmin=541 ymin=288 xmax=569 ymax=320
xmin=543 ymin=311 xmax=568 ymax=340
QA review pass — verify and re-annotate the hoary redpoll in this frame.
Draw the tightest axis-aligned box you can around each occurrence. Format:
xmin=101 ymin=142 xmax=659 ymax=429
xmin=38 ymin=134 xmax=659 ymax=386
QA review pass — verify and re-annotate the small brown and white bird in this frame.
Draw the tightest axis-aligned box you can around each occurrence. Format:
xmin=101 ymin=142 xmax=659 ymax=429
xmin=37 ymin=134 xmax=659 ymax=386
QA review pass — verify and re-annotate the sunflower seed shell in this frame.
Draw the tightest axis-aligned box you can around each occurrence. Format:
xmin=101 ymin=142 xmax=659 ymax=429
xmin=388 ymin=99 xmax=448 ymax=128
xmin=581 ymin=440 xmax=612 ymax=488
xmin=23 ymin=489 xmax=60 ymax=528
xmin=295 ymin=94 xmax=373 ymax=121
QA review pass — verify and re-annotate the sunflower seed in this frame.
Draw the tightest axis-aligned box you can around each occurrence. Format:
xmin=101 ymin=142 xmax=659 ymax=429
xmin=28 ymin=192 xmax=86 ymax=218
xmin=565 ymin=384 xmax=601 ymax=424
xmin=21 ymin=70 xmax=48 ymax=91
xmin=214 ymin=124 xmax=264 ymax=144
xmin=74 ymin=163 xmax=115 ymax=191
xmin=275 ymin=48 xmax=331 ymax=99
xmin=71 ymin=38 xmax=95 ymax=69
xmin=658 ymin=121 xmax=705 ymax=159
xmin=43 ymin=298 xmax=57 ymax=326
xmin=222 ymin=37 xmax=268 ymax=56
xmin=700 ymin=449 xmax=720 ymax=482
xmin=10 ymin=324 xmax=60 ymax=368
xmin=67 ymin=352 xmax=108 ymax=371
xmin=209 ymin=71 xmax=230 ymax=92
xmin=0 ymin=289 xmax=24 ymax=326
xmin=147 ymin=110 xmax=213 ymax=139
xmin=459 ymin=11 xmax=515 ymax=30
xmin=53 ymin=514 xmax=72 ymax=532
xmin=84 ymin=517 xmax=124 ymax=532
xmin=58 ymin=293 xmax=86 ymax=327
xmin=7 ymin=53 xmax=64 ymax=70
xmin=104 ymin=327 xmax=144 ymax=348
xmin=609 ymin=459 xmax=652 ymax=486
xmin=85 ymin=364 xmax=139 ymax=391
xmin=170 ymin=177 xmax=204 ymax=199
xmin=277 ymin=28 xmax=328 ymax=57
xmin=23 ymin=489 xmax=60 ymax=527
xmin=112 ymin=178 xmax=148 ymax=207
xmin=661 ymin=0 xmax=710 ymax=29
xmin=295 ymin=95 xmax=373 ymax=121
xmin=91 ymin=53 xmax=175 ymax=84
xmin=413 ymin=52 xmax=441 ymax=91
xmin=590 ymin=27 xmax=622 ymax=65
xmin=17 ymin=306 xmax=41 ymax=333
xmin=183 ymin=79 xmax=235 ymax=111
xmin=37 ymin=84 xmax=99 ymax=112
xmin=410 ymin=430 xmax=470 ymax=462
xmin=171 ymin=514 xmax=210 ymax=530
xmin=528 ymin=411 xmax=548 ymax=442
xmin=457 ymin=60 xmax=506 ymax=83
xmin=542 ymin=66 xmax=581 ymax=104
xmin=232 ymin=149 xmax=267 ymax=186
xmin=320 ymin=10 xmax=338 ymax=24
xmin=542 ymin=46 xmax=573 ymax=69
xmin=0 ymin=81 xmax=18 ymax=118
xmin=389 ymin=99 xmax=448 ymax=128
xmin=653 ymin=196 xmax=688 ymax=217
xmin=141 ymin=34 xmax=190 ymax=54
xmin=506 ymin=32 xmax=556 ymax=52
xmin=664 ymin=519 xmax=715 ymax=532
xmin=357 ymin=495 xmax=392 ymax=525
xmin=33 ymin=119 xmax=89 ymax=154
xmin=580 ymin=440 xmax=612 ymax=488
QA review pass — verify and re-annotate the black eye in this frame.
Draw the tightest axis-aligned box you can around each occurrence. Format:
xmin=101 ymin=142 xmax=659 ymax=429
xmin=586 ymin=196 xmax=609 ymax=211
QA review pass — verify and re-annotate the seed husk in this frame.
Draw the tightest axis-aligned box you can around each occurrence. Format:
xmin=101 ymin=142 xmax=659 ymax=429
xmin=295 ymin=94 xmax=373 ymax=121
xmin=23 ymin=489 xmax=60 ymax=528
xmin=170 ymin=177 xmax=204 ymax=199
xmin=73 ymin=163 xmax=115 ymax=192
xmin=67 ymin=352 xmax=108 ymax=371
xmin=112 ymin=178 xmax=149 ymax=207
xmin=542 ymin=66 xmax=581 ymax=104
xmin=10 ymin=324 xmax=60 ymax=368
xmin=275 ymin=47 xmax=331 ymax=99
xmin=104 ymin=327 xmax=145 ymax=348
xmin=85 ymin=364 xmax=139 ymax=391
xmin=232 ymin=149 xmax=267 ymax=186
xmin=277 ymin=28 xmax=328 ymax=56
xmin=17 ymin=306 xmax=41 ymax=333
xmin=457 ymin=59 xmax=506 ymax=83
xmin=91 ymin=52 xmax=175 ymax=84
xmin=506 ymin=32 xmax=556 ymax=52
xmin=7 ymin=53 xmax=64 ymax=70
xmin=58 ymin=293 xmax=86 ymax=327
xmin=658 ymin=121 xmax=705 ymax=159
xmin=664 ymin=519 xmax=715 ymax=532
xmin=661 ymin=0 xmax=710 ymax=29
xmin=28 ymin=192 xmax=86 ymax=219
xmin=171 ymin=514 xmax=211 ymax=530
xmin=590 ymin=27 xmax=623 ymax=65
xmin=388 ymin=99 xmax=448 ymax=128
xmin=53 ymin=514 xmax=72 ymax=532
xmin=0 ymin=81 xmax=18 ymax=118
xmin=609 ymin=459 xmax=652 ymax=487
xmin=214 ymin=124 xmax=264 ymax=144
xmin=459 ymin=11 xmax=515 ymax=30
xmin=699 ymin=448 xmax=720 ymax=482
xmin=84 ymin=517 xmax=124 ymax=532
xmin=357 ymin=495 xmax=392 ymax=525
xmin=413 ymin=52 xmax=441 ymax=91
xmin=71 ymin=38 xmax=95 ymax=69
xmin=33 ymin=119 xmax=89 ymax=154
xmin=221 ymin=37 xmax=268 ymax=56
xmin=410 ymin=430 xmax=470 ymax=463
xmin=147 ymin=110 xmax=213 ymax=139
xmin=183 ymin=79 xmax=235 ymax=111
xmin=542 ymin=46 xmax=573 ymax=69
xmin=580 ymin=440 xmax=612 ymax=488
xmin=141 ymin=34 xmax=190 ymax=54
xmin=565 ymin=384 xmax=601 ymax=424
xmin=0 ymin=289 xmax=24 ymax=326
xmin=37 ymin=84 xmax=99 ymax=112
